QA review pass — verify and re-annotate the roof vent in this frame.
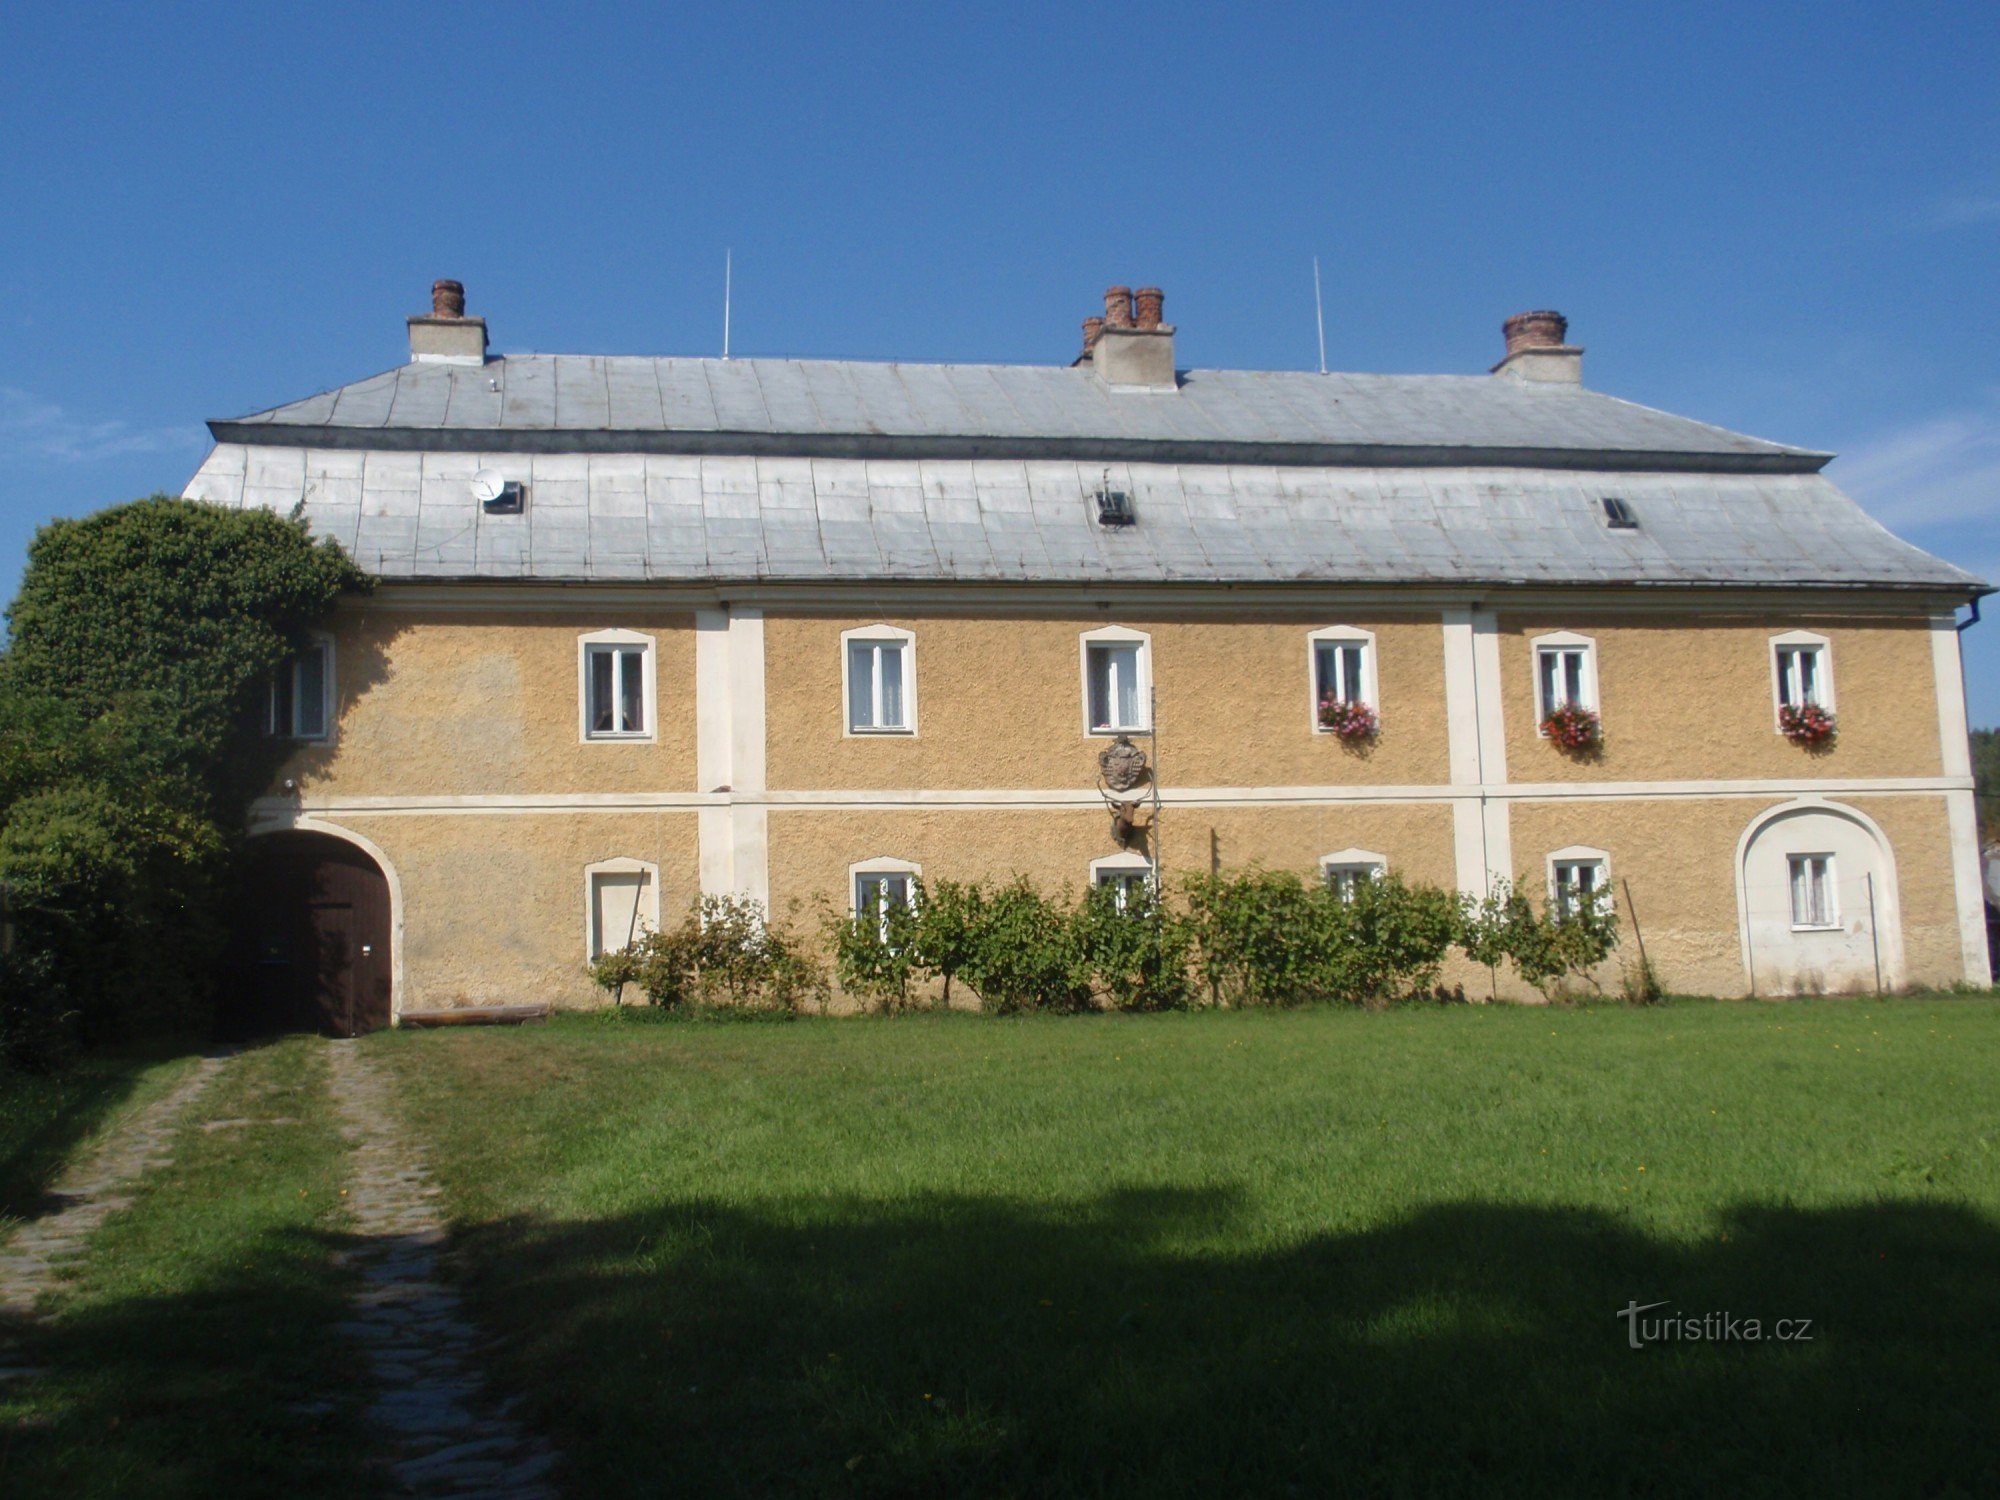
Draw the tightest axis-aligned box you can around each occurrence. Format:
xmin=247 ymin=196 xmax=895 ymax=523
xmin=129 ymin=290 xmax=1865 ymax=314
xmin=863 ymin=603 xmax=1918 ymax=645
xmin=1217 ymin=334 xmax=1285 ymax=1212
xmin=1094 ymin=475 xmax=1136 ymax=527
xmin=1600 ymin=495 xmax=1638 ymax=529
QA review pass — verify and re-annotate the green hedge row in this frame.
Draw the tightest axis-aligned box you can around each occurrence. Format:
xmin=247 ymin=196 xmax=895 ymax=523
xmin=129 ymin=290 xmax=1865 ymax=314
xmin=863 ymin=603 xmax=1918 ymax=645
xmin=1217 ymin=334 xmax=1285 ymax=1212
xmin=590 ymin=868 xmax=1632 ymax=1015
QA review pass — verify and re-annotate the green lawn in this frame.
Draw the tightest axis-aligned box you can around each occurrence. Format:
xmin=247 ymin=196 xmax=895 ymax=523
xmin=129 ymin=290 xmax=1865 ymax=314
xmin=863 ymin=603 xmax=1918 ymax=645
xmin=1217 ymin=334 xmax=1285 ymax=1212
xmin=370 ymin=1000 xmax=2000 ymax=1498
xmin=0 ymin=1049 xmax=198 ymax=1227
xmin=0 ymin=1039 xmax=381 ymax=1497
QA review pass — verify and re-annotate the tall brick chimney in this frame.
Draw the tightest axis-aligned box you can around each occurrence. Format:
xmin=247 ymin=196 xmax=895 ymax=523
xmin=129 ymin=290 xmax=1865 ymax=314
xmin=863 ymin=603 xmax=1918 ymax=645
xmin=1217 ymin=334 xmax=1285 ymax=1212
xmin=1491 ymin=308 xmax=1581 ymax=384
xmin=408 ymin=278 xmax=489 ymax=365
xmin=1090 ymin=283 xmax=1176 ymax=390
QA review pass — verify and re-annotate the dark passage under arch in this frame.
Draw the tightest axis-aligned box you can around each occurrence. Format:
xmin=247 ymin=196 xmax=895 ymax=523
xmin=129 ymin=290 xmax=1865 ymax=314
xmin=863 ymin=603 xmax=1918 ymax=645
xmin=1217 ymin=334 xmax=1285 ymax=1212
xmin=225 ymin=831 xmax=392 ymax=1037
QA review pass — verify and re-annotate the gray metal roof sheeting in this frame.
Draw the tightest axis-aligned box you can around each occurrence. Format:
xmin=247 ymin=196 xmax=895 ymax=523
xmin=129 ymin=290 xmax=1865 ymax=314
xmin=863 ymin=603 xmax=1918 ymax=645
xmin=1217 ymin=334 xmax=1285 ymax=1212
xmin=212 ymin=356 xmax=1827 ymax=472
xmin=181 ymin=444 xmax=1984 ymax=592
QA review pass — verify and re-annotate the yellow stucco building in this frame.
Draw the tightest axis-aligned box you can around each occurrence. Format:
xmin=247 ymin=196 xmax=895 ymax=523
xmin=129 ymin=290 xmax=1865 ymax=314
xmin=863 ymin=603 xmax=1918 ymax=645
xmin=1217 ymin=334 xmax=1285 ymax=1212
xmin=190 ymin=284 xmax=1990 ymax=1029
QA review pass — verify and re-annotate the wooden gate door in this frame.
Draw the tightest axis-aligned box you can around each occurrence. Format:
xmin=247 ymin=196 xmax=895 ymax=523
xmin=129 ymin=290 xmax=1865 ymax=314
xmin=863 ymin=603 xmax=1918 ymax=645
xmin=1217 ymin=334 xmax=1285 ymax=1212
xmin=234 ymin=833 xmax=392 ymax=1036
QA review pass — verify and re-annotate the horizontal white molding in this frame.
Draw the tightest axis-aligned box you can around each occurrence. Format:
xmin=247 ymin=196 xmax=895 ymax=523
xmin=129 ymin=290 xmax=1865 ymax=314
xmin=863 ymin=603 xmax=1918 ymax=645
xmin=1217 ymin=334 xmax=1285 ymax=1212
xmin=250 ymin=774 xmax=1973 ymax=819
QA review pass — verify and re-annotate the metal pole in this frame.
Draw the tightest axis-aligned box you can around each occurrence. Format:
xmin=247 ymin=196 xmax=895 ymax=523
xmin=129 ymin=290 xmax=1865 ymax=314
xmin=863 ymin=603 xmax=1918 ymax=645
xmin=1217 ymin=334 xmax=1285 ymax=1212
xmin=722 ymin=249 xmax=732 ymax=360
xmin=1312 ymin=257 xmax=1328 ymax=376
xmin=1621 ymin=877 xmax=1649 ymax=975
xmin=1866 ymin=872 xmax=1883 ymax=994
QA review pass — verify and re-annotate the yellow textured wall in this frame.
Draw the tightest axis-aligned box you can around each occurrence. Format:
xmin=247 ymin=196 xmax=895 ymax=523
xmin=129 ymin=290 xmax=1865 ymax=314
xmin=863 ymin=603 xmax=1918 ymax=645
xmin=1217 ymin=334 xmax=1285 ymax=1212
xmin=1507 ymin=792 xmax=1964 ymax=998
xmin=761 ymin=612 xmax=1451 ymax=791
xmin=1496 ymin=614 xmax=1941 ymax=783
xmin=1863 ymin=795 xmax=1963 ymax=985
xmin=321 ymin=811 xmax=701 ymax=1011
xmin=276 ymin=604 xmax=700 ymax=797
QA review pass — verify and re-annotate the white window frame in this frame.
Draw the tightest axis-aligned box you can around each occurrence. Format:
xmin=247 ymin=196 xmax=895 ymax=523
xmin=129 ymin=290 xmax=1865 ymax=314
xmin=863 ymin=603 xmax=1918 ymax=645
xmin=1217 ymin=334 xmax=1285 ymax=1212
xmin=577 ymin=628 xmax=657 ymax=743
xmin=1319 ymin=848 xmax=1389 ymax=901
xmin=1546 ymin=845 xmax=1613 ymax=918
xmin=1089 ymin=851 xmax=1157 ymax=912
xmin=267 ymin=631 xmax=335 ymax=743
xmin=1769 ymin=631 xmax=1834 ymax=729
xmin=584 ymin=856 xmax=660 ymax=962
xmin=1307 ymin=626 xmax=1378 ymax=734
xmin=849 ymin=856 xmax=922 ymax=941
xmin=1530 ymin=630 xmax=1599 ymax=731
xmin=840 ymin=624 xmax=918 ymax=737
xmin=1787 ymin=851 xmax=1840 ymax=931
xmin=1079 ymin=625 xmax=1153 ymax=736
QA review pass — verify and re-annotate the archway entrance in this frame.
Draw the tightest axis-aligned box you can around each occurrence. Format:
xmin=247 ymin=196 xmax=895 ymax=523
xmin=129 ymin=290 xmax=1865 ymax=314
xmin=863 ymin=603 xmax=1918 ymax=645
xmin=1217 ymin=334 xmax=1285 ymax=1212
xmin=227 ymin=831 xmax=393 ymax=1036
xmin=1737 ymin=802 xmax=1902 ymax=996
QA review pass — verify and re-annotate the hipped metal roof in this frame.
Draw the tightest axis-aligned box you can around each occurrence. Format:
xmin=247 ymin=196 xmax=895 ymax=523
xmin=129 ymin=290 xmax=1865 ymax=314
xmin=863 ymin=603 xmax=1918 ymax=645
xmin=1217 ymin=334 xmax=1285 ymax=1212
xmin=185 ymin=354 xmax=1984 ymax=594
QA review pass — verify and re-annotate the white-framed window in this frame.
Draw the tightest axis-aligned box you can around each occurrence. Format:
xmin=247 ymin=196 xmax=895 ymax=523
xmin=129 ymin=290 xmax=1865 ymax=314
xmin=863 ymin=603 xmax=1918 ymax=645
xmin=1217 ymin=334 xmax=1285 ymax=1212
xmin=1547 ymin=845 xmax=1612 ymax=919
xmin=585 ymin=857 xmax=660 ymax=961
xmin=1770 ymin=631 xmax=1834 ymax=717
xmin=1089 ymin=852 xmax=1156 ymax=913
xmin=850 ymin=857 xmax=921 ymax=942
xmin=1308 ymin=626 xmax=1376 ymax=732
xmin=1319 ymin=849 xmax=1389 ymax=902
xmin=1531 ymin=630 xmax=1599 ymax=728
xmin=267 ymin=634 xmax=333 ymax=741
xmin=578 ymin=629 xmax=656 ymax=741
xmin=842 ymin=624 xmax=916 ymax=735
xmin=1788 ymin=852 xmax=1838 ymax=930
xmin=1080 ymin=626 xmax=1152 ymax=735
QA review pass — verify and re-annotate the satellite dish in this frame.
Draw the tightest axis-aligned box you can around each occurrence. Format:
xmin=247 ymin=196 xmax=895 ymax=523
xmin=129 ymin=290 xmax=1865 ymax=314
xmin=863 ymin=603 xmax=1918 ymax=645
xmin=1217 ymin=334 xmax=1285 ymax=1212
xmin=470 ymin=469 xmax=507 ymax=504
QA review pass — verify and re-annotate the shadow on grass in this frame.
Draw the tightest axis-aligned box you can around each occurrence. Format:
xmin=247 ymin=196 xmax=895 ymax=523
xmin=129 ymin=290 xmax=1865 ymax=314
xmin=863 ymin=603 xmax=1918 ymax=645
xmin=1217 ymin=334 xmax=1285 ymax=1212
xmin=0 ymin=1224 xmax=380 ymax=1499
xmin=0 ymin=1051 xmax=190 ymax=1221
xmin=449 ymin=1190 xmax=2000 ymax=1499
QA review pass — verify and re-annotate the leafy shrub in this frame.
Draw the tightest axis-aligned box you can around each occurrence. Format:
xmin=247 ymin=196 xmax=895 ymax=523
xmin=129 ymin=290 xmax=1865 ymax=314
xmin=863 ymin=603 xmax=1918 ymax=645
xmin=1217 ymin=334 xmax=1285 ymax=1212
xmin=592 ymin=895 xmax=829 ymax=1014
xmin=1323 ymin=874 xmax=1460 ymax=1005
xmin=0 ymin=950 xmax=80 ymax=1073
xmin=1457 ymin=878 xmax=1620 ymax=999
xmin=827 ymin=889 xmax=925 ymax=1011
xmin=1072 ymin=882 xmax=1196 ymax=1012
xmin=955 ymin=879 xmax=1093 ymax=1015
xmin=1184 ymin=869 xmax=1323 ymax=1007
xmin=1185 ymin=868 xmax=1459 ymax=1007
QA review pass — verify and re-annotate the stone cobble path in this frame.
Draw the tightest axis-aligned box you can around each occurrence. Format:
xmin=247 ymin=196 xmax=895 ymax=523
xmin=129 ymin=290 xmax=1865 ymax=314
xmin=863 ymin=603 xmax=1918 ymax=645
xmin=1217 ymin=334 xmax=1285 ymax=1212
xmin=325 ymin=1039 xmax=563 ymax=1499
xmin=0 ymin=1049 xmax=235 ymax=1322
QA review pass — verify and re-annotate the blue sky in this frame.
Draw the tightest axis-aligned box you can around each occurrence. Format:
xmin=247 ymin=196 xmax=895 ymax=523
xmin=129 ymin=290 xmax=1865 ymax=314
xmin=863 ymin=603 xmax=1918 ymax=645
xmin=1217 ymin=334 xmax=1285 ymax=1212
xmin=5 ymin=2 xmax=1998 ymax=718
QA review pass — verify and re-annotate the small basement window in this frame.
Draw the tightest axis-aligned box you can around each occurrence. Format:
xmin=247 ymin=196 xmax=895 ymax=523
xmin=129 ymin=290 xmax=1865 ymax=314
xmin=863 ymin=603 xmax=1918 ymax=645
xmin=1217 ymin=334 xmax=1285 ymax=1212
xmin=1091 ymin=856 xmax=1156 ymax=913
xmin=1600 ymin=496 xmax=1638 ymax=529
xmin=1550 ymin=852 xmax=1611 ymax=919
xmin=853 ymin=865 xmax=918 ymax=943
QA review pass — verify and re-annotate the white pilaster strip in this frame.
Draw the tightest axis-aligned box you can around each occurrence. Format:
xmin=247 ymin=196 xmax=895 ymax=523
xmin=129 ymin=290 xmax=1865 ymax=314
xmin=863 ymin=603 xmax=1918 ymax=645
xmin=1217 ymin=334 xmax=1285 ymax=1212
xmin=1442 ymin=608 xmax=1511 ymax=898
xmin=1471 ymin=610 xmax=1513 ymax=891
xmin=694 ymin=609 xmax=736 ymax=898
xmin=727 ymin=608 xmax=770 ymax=908
xmin=1932 ymin=615 xmax=1991 ymax=985
xmin=1442 ymin=610 xmax=1485 ymax=897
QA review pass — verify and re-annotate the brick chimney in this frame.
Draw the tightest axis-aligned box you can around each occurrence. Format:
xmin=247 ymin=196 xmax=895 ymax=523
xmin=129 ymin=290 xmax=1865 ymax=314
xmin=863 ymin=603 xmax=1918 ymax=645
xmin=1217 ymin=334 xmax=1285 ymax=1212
xmin=1491 ymin=308 xmax=1581 ymax=384
xmin=408 ymin=279 xmax=489 ymax=365
xmin=1091 ymin=283 xmax=1176 ymax=390
xmin=1073 ymin=315 xmax=1107 ymax=365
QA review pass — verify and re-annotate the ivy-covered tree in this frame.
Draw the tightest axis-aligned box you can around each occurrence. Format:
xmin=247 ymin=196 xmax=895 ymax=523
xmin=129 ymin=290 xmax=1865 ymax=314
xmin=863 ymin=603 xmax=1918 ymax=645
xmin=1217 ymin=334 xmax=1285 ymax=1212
xmin=0 ymin=496 xmax=365 ymax=1064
